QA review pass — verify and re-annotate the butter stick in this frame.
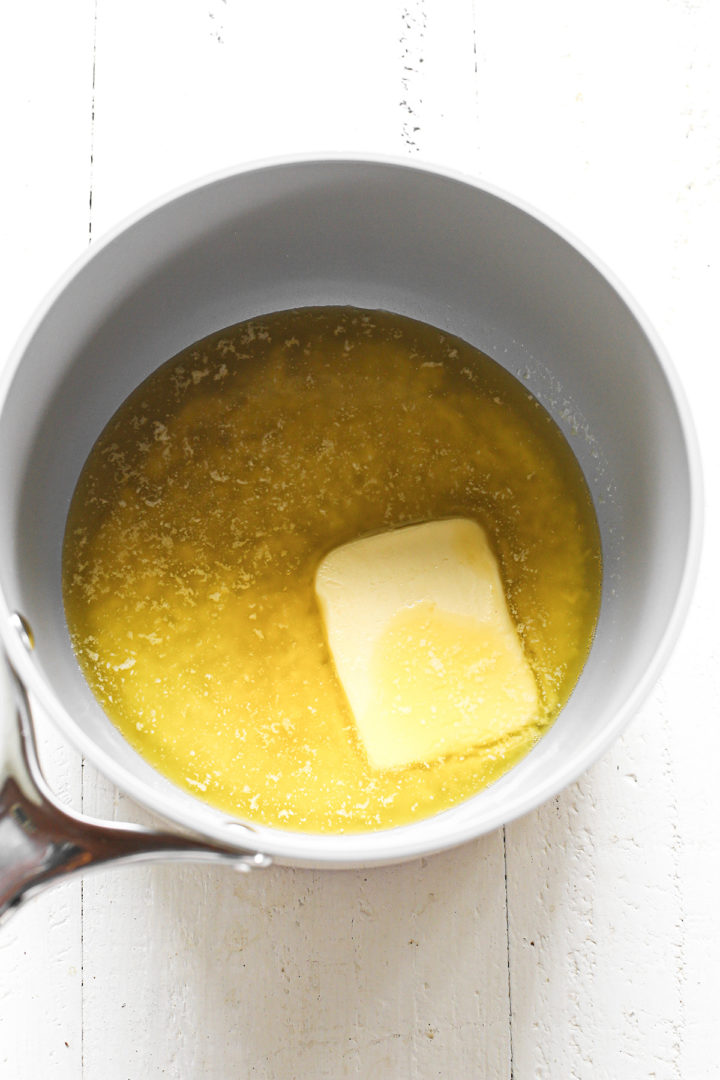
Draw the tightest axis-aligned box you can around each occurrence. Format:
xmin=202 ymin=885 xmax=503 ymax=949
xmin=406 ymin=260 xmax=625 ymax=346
xmin=315 ymin=518 xmax=539 ymax=770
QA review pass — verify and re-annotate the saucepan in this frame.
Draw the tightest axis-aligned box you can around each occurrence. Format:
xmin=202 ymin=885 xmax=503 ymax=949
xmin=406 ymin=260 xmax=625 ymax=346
xmin=0 ymin=156 xmax=701 ymax=923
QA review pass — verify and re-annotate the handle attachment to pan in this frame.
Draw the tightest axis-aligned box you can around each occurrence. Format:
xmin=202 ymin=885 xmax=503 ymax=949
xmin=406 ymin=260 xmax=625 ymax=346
xmin=0 ymin=647 xmax=271 ymax=926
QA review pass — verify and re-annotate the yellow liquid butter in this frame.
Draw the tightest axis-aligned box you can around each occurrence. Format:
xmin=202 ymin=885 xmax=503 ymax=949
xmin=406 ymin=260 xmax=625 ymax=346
xmin=62 ymin=307 xmax=602 ymax=832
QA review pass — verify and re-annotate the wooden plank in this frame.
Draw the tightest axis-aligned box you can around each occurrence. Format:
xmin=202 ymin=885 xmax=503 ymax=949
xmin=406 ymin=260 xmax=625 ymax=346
xmin=0 ymin=710 xmax=84 ymax=1079
xmin=653 ymin=10 xmax=720 ymax=1071
xmin=396 ymin=0 xmax=480 ymax=172
xmin=492 ymin=0 xmax=720 ymax=1075
xmin=0 ymin=0 xmax=96 ymax=351
xmin=506 ymin=729 xmax=686 ymax=1077
xmin=88 ymin=0 xmax=403 ymax=236
xmin=79 ymin=2 xmax=511 ymax=1077
xmin=0 ymin=2 xmax=95 ymax=1077
xmin=82 ymin=776 xmax=511 ymax=1078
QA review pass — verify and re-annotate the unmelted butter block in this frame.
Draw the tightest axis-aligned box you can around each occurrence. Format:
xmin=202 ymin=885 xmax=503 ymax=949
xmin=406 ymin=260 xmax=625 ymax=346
xmin=315 ymin=518 xmax=540 ymax=770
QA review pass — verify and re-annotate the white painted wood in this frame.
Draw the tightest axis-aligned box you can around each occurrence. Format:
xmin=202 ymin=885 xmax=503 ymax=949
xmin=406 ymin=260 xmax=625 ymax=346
xmin=0 ymin=709 xmax=83 ymax=1078
xmin=80 ymin=2 xmax=511 ymax=1076
xmin=2 ymin=0 xmax=719 ymax=1077
xmin=498 ymin=2 xmax=720 ymax=1074
xmin=0 ymin=1 xmax=96 ymax=351
xmin=81 ymin=777 xmax=511 ymax=1078
xmin=0 ymin=2 xmax=95 ymax=1077
xmin=88 ymin=0 xmax=404 ymax=235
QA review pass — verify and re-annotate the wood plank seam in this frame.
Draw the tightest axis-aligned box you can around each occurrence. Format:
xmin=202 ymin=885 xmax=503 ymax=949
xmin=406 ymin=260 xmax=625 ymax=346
xmin=82 ymin=5 xmax=99 ymax=1075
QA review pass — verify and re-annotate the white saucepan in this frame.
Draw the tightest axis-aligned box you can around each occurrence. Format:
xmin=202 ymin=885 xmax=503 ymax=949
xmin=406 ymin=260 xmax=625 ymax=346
xmin=0 ymin=157 xmax=701 ymax=922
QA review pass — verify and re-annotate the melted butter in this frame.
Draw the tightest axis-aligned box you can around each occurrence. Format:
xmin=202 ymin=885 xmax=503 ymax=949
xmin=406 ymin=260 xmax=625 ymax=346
xmin=62 ymin=307 xmax=602 ymax=833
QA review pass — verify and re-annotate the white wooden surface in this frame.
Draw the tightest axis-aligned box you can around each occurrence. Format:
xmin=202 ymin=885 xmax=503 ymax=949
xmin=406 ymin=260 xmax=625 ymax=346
xmin=1 ymin=2 xmax=719 ymax=1076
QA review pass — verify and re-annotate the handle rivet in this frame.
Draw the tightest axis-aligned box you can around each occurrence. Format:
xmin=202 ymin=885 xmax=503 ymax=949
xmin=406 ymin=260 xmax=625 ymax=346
xmin=9 ymin=613 xmax=34 ymax=652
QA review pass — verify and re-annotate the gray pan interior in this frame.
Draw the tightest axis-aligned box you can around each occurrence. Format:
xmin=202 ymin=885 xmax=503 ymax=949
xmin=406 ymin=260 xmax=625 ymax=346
xmin=0 ymin=159 xmax=696 ymax=863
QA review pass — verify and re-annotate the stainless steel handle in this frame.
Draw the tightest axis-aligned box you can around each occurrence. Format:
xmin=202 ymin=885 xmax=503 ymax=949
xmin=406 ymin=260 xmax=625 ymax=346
xmin=0 ymin=650 xmax=270 ymax=925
